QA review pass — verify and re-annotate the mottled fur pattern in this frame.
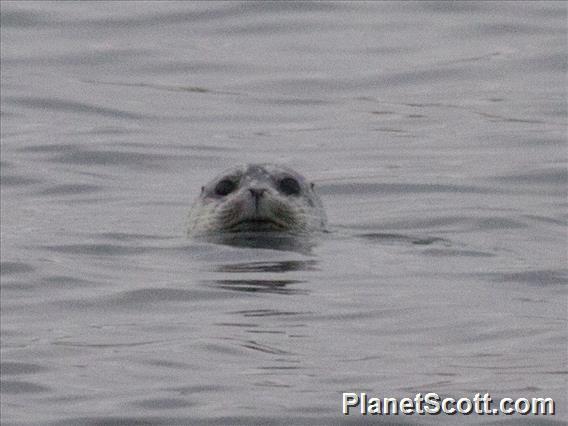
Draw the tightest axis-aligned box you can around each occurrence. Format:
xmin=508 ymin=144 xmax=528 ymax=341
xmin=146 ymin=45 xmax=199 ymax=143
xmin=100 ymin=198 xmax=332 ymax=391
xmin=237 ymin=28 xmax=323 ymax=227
xmin=187 ymin=164 xmax=327 ymax=236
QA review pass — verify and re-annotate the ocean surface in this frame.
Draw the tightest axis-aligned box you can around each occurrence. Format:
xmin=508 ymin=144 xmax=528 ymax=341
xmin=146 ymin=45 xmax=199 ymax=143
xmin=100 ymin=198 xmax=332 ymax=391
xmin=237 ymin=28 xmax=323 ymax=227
xmin=1 ymin=1 xmax=566 ymax=425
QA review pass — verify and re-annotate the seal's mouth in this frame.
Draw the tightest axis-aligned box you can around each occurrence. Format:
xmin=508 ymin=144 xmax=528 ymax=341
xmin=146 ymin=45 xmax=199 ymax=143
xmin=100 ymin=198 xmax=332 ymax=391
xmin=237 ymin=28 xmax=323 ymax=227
xmin=226 ymin=218 xmax=287 ymax=232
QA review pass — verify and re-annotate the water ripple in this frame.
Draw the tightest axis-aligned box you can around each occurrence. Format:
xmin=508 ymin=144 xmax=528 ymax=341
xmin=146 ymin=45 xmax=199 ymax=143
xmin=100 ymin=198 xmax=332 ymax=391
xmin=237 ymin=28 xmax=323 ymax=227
xmin=6 ymin=96 xmax=151 ymax=120
xmin=208 ymin=279 xmax=308 ymax=295
xmin=480 ymin=269 xmax=568 ymax=287
xmin=1 ymin=380 xmax=50 ymax=394
xmin=216 ymin=260 xmax=318 ymax=273
xmin=59 ymin=287 xmax=236 ymax=310
xmin=43 ymin=244 xmax=149 ymax=256
xmin=0 ymin=261 xmax=35 ymax=275
xmin=34 ymin=184 xmax=102 ymax=196
xmin=494 ymin=168 xmax=567 ymax=186
xmin=0 ymin=362 xmax=47 ymax=376
xmin=319 ymin=182 xmax=498 ymax=195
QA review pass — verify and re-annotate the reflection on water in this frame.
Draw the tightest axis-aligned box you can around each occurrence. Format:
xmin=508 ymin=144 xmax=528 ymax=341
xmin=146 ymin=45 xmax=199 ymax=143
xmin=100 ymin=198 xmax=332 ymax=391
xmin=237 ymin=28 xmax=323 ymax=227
xmin=196 ymin=232 xmax=320 ymax=254
xmin=207 ymin=279 xmax=308 ymax=295
xmin=215 ymin=259 xmax=318 ymax=273
xmin=208 ymin=258 xmax=317 ymax=294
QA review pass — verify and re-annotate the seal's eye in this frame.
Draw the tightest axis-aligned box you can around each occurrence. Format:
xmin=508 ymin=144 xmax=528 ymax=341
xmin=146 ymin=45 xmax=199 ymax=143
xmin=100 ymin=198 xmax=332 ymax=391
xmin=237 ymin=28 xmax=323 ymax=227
xmin=279 ymin=177 xmax=301 ymax=196
xmin=215 ymin=179 xmax=236 ymax=196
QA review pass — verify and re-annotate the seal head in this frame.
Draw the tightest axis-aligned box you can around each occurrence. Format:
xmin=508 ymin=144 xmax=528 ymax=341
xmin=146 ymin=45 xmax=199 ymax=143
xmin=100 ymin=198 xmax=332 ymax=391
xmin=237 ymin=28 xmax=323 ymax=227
xmin=187 ymin=164 xmax=327 ymax=236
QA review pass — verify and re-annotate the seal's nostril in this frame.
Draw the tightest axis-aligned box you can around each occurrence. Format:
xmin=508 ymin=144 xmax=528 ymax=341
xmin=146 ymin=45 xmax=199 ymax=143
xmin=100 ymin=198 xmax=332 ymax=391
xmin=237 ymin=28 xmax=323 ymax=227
xmin=249 ymin=188 xmax=266 ymax=198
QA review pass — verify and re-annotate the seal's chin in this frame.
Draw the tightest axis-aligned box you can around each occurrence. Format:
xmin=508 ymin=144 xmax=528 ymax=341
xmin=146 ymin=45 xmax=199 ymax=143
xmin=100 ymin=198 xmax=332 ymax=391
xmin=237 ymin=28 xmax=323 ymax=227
xmin=225 ymin=217 xmax=288 ymax=232
xmin=218 ymin=195 xmax=295 ymax=233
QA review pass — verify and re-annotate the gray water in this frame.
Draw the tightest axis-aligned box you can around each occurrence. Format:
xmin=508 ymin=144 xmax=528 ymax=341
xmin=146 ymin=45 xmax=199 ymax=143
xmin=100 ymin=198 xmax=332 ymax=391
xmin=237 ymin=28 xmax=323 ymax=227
xmin=1 ymin=2 xmax=566 ymax=425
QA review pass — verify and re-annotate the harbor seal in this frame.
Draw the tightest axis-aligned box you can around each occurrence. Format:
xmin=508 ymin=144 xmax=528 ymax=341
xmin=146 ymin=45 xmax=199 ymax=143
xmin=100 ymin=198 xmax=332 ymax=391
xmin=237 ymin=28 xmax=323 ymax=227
xmin=187 ymin=164 xmax=327 ymax=236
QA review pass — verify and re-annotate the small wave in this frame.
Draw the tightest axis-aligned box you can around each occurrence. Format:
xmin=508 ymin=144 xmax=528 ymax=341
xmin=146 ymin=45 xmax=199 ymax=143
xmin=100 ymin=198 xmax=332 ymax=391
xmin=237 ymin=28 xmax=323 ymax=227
xmin=6 ymin=96 xmax=151 ymax=120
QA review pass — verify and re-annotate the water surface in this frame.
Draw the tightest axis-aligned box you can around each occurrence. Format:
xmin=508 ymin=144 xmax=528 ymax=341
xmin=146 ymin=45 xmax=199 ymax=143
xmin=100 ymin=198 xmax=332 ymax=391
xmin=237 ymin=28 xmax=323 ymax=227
xmin=1 ymin=1 xmax=566 ymax=424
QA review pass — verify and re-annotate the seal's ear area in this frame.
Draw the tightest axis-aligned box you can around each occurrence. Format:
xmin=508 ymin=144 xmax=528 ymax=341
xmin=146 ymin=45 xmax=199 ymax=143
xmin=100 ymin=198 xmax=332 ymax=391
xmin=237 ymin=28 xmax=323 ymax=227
xmin=200 ymin=186 xmax=205 ymax=193
xmin=310 ymin=182 xmax=315 ymax=190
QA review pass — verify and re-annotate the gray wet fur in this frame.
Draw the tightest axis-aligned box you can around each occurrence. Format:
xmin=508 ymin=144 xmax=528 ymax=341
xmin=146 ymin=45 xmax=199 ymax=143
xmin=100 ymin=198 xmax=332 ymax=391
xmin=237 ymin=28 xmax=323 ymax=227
xmin=187 ymin=164 xmax=327 ymax=236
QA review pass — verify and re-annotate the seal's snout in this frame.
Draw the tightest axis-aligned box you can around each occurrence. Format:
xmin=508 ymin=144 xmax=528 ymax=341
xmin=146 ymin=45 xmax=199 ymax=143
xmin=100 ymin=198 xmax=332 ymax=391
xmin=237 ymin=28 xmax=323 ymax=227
xmin=248 ymin=188 xmax=267 ymax=198
xmin=248 ymin=187 xmax=268 ymax=213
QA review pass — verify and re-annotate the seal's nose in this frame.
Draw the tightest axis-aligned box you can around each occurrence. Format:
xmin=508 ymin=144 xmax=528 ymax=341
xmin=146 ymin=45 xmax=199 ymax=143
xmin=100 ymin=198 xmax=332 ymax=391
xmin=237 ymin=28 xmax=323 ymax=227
xmin=249 ymin=188 xmax=266 ymax=198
